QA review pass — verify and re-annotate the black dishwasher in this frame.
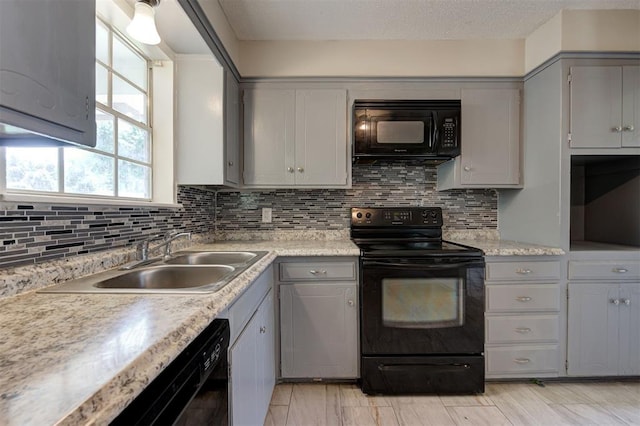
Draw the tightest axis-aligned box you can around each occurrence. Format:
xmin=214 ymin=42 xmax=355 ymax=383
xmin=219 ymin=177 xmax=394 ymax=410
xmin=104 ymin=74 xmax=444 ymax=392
xmin=111 ymin=319 xmax=229 ymax=426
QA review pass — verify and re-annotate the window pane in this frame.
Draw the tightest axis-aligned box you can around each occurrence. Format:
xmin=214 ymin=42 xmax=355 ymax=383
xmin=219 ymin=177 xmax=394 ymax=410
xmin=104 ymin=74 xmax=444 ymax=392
xmin=6 ymin=147 xmax=59 ymax=192
xmin=96 ymin=109 xmax=115 ymax=153
xmin=118 ymin=119 xmax=150 ymax=162
xmin=96 ymin=20 xmax=109 ymax=65
xmin=118 ymin=160 xmax=150 ymax=199
xmin=113 ymin=75 xmax=147 ymax=123
xmin=112 ymin=35 xmax=147 ymax=90
xmin=96 ymin=63 xmax=109 ymax=105
xmin=64 ymin=149 xmax=114 ymax=196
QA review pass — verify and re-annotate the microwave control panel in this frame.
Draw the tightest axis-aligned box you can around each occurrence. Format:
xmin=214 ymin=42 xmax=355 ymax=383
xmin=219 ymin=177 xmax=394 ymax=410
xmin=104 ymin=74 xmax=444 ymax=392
xmin=441 ymin=117 xmax=458 ymax=149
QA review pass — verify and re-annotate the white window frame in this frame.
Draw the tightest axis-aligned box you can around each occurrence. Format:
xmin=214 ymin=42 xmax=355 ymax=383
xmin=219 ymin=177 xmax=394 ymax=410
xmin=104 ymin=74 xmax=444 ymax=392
xmin=0 ymin=3 xmax=177 ymax=207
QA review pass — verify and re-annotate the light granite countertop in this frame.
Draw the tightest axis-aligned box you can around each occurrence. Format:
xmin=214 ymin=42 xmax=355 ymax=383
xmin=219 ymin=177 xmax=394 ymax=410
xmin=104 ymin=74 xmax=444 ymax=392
xmin=0 ymin=236 xmax=564 ymax=425
xmin=0 ymin=240 xmax=359 ymax=426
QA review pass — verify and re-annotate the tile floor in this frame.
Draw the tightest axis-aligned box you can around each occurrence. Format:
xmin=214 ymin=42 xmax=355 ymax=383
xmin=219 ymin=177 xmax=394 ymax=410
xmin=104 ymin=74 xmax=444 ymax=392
xmin=264 ymin=381 xmax=640 ymax=425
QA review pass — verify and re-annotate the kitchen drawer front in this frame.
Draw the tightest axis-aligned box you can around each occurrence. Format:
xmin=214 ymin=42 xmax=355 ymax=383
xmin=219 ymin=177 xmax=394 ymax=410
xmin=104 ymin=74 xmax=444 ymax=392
xmin=486 ymin=261 xmax=560 ymax=281
xmin=279 ymin=261 xmax=356 ymax=282
xmin=486 ymin=315 xmax=558 ymax=344
xmin=486 ymin=345 xmax=558 ymax=375
xmin=568 ymin=261 xmax=640 ymax=281
xmin=486 ymin=284 xmax=560 ymax=312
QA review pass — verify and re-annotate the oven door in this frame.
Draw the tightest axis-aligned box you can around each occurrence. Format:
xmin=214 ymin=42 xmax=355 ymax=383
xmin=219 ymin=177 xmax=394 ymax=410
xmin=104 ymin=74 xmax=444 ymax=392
xmin=360 ymin=257 xmax=484 ymax=356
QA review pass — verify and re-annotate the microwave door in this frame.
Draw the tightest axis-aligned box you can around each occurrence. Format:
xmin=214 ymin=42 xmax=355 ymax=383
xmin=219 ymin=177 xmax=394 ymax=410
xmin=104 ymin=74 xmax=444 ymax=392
xmin=370 ymin=111 xmax=433 ymax=153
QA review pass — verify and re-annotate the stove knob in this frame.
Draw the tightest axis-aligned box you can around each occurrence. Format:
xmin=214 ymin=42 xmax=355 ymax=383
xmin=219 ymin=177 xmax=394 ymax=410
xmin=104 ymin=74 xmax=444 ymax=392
xmin=422 ymin=210 xmax=428 ymax=218
xmin=430 ymin=211 xmax=437 ymax=218
xmin=356 ymin=212 xmax=363 ymax=219
xmin=365 ymin=212 xmax=372 ymax=219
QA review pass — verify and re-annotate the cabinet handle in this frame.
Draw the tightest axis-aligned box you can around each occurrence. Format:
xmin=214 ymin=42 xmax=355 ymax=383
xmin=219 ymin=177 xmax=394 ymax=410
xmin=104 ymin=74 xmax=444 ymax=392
xmin=297 ymin=167 xmax=304 ymax=173
xmin=347 ymin=300 xmax=355 ymax=307
xmin=623 ymin=125 xmax=635 ymax=132
xmin=463 ymin=166 xmax=471 ymax=171
xmin=309 ymin=270 xmax=327 ymax=275
xmin=516 ymin=268 xmax=532 ymax=275
xmin=260 ymin=326 xmax=266 ymax=334
xmin=287 ymin=167 xmax=294 ymax=173
xmin=622 ymin=299 xmax=631 ymax=306
xmin=515 ymin=327 xmax=532 ymax=334
xmin=611 ymin=298 xmax=620 ymax=305
xmin=516 ymin=296 xmax=532 ymax=302
xmin=612 ymin=268 xmax=628 ymax=274
xmin=514 ymin=358 xmax=531 ymax=364
xmin=228 ymin=161 xmax=234 ymax=167
xmin=612 ymin=126 xmax=623 ymax=132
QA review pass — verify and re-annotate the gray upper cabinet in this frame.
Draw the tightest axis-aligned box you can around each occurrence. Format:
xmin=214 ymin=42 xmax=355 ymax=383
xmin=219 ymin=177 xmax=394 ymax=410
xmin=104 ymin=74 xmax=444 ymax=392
xmin=569 ymin=66 xmax=640 ymax=148
xmin=0 ymin=0 xmax=96 ymax=147
xmin=224 ymin=71 xmax=241 ymax=186
xmin=243 ymin=88 xmax=348 ymax=188
xmin=176 ymin=55 xmax=231 ymax=186
xmin=437 ymin=88 xmax=521 ymax=189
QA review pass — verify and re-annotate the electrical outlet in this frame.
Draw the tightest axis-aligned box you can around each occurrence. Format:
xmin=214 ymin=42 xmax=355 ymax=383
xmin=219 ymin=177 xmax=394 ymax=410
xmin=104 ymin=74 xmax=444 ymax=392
xmin=262 ymin=207 xmax=272 ymax=223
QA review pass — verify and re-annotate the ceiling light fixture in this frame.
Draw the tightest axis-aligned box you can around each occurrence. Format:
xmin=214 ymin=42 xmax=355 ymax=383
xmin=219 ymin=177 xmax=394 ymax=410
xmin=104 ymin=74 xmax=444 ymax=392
xmin=127 ymin=0 xmax=161 ymax=45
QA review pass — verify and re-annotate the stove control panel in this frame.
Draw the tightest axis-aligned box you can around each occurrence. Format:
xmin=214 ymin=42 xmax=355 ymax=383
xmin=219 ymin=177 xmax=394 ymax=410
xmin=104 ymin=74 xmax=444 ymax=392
xmin=351 ymin=207 xmax=443 ymax=227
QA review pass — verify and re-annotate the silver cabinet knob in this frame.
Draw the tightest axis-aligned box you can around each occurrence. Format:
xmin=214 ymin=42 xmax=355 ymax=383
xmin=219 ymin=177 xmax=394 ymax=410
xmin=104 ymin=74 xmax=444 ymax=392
xmin=514 ymin=358 xmax=531 ymax=364
xmin=515 ymin=327 xmax=532 ymax=334
xmin=611 ymin=298 xmax=620 ymax=305
xmin=623 ymin=125 xmax=635 ymax=131
xmin=622 ymin=299 xmax=631 ymax=306
xmin=463 ymin=166 xmax=471 ymax=171
xmin=612 ymin=268 xmax=628 ymax=274
xmin=260 ymin=326 xmax=266 ymax=334
xmin=516 ymin=296 xmax=532 ymax=302
xmin=612 ymin=126 xmax=623 ymax=132
xmin=516 ymin=268 xmax=532 ymax=275
xmin=347 ymin=300 xmax=355 ymax=307
xmin=309 ymin=270 xmax=327 ymax=275
xmin=228 ymin=161 xmax=234 ymax=167
xmin=297 ymin=167 xmax=304 ymax=173
xmin=287 ymin=167 xmax=294 ymax=173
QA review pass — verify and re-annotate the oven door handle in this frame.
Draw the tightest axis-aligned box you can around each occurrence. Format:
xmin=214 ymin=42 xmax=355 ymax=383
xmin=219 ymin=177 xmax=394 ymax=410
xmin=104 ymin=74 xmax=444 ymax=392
xmin=362 ymin=260 xmax=478 ymax=269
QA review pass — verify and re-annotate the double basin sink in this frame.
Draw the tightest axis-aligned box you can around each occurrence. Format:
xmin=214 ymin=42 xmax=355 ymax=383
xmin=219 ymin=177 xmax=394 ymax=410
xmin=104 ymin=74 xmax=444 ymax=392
xmin=38 ymin=251 xmax=268 ymax=294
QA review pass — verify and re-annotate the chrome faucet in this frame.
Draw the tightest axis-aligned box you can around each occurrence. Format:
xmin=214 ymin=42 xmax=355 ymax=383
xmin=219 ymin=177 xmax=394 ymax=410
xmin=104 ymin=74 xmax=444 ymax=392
xmin=121 ymin=232 xmax=192 ymax=270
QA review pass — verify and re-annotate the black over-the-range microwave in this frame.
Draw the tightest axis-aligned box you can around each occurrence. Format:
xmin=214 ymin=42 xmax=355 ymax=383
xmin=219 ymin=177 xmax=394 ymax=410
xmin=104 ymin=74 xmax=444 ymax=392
xmin=353 ymin=99 xmax=461 ymax=161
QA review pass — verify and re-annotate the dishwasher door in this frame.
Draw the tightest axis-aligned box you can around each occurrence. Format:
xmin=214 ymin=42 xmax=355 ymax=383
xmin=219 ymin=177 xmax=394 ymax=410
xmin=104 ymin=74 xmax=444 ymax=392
xmin=111 ymin=319 xmax=229 ymax=426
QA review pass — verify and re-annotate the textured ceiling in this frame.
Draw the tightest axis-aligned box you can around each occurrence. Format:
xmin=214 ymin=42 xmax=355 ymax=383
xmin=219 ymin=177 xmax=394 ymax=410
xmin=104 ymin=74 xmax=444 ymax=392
xmin=217 ymin=0 xmax=640 ymax=41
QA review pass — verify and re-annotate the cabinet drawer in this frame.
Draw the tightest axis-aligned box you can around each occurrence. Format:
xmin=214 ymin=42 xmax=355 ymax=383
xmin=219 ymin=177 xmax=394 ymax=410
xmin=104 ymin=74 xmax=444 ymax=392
xmin=486 ymin=284 xmax=560 ymax=312
xmin=487 ymin=261 xmax=560 ymax=281
xmin=486 ymin=345 xmax=558 ymax=374
xmin=486 ymin=315 xmax=558 ymax=344
xmin=568 ymin=261 xmax=640 ymax=280
xmin=279 ymin=261 xmax=356 ymax=282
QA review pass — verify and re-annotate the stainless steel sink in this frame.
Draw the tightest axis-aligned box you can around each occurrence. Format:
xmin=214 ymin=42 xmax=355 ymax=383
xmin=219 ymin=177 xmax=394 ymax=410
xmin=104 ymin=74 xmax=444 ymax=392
xmin=164 ymin=251 xmax=257 ymax=266
xmin=37 ymin=250 xmax=269 ymax=294
xmin=94 ymin=265 xmax=235 ymax=290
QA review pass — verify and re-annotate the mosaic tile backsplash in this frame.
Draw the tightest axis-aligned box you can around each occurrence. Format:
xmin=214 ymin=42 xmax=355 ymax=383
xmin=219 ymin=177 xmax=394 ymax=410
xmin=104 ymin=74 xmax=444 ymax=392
xmin=216 ymin=162 xmax=497 ymax=232
xmin=0 ymin=186 xmax=215 ymax=269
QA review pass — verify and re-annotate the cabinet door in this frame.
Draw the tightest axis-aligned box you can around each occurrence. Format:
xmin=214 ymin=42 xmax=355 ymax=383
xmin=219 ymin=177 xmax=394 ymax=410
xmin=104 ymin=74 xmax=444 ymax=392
xmin=294 ymin=90 xmax=348 ymax=186
xmin=256 ymin=289 xmax=276 ymax=420
xmin=229 ymin=307 xmax=260 ymax=426
xmin=622 ymin=66 xmax=640 ymax=147
xmin=459 ymin=88 xmax=520 ymax=185
xmin=618 ymin=283 xmax=640 ymax=375
xmin=224 ymin=71 xmax=241 ymax=186
xmin=280 ymin=283 xmax=358 ymax=378
xmin=567 ymin=283 xmax=619 ymax=376
xmin=243 ymin=89 xmax=295 ymax=185
xmin=570 ymin=67 xmax=623 ymax=148
xmin=0 ymin=0 xmax=96 ymax=147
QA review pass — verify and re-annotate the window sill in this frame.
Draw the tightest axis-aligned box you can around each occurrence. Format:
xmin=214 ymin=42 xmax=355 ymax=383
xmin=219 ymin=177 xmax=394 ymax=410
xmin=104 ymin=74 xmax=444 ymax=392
xmin=0 ymin=193 xmax=182 ymax=209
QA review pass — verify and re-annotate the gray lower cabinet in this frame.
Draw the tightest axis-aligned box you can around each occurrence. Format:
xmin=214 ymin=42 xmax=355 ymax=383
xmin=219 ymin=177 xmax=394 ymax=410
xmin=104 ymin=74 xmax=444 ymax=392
xmin=278 ymin=258 xmax=359 ymax=379
xmin=484 ymin=256 xmax=562 ymax=378
xmin=0 ymin=0 xmax=96 ymax=147
xmin=228 ymin=267 xmax=275 ymax=426
xmin=567 ymin=259 xmax=640 ymax=376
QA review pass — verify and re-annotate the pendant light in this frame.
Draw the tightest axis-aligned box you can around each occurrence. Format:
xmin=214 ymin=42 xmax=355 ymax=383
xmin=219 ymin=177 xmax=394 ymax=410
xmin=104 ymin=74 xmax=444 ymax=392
xmin=127 ymin=0 xmax=161 ymax=45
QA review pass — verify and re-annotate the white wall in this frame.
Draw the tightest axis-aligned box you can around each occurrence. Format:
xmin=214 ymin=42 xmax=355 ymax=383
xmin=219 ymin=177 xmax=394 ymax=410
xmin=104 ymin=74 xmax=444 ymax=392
xmin=237 ymin=40 xmax=525 ymax=78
